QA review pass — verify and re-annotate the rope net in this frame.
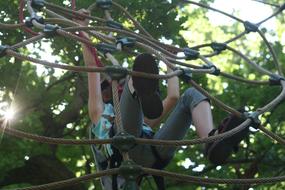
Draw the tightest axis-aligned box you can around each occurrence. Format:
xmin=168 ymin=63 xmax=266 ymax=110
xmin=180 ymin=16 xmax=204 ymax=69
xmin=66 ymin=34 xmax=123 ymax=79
xmin=0 ymin=0 xmax=285 ymax=189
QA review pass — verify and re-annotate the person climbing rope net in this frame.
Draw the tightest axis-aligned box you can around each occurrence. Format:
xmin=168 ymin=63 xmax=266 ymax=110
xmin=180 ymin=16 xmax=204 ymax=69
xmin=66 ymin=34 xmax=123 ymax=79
xmin=1 ymin=0 xmax=285 ymax=189
xmin=77 ymin=9 xmax=249 ymax=190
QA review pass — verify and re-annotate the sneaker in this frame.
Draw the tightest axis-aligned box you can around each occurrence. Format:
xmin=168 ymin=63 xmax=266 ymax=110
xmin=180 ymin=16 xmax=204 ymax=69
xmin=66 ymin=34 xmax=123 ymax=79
xmin=132 ymin=53 xmax=163 ymax=119
xmin=205 ymin=111 xmax=249 ymax=165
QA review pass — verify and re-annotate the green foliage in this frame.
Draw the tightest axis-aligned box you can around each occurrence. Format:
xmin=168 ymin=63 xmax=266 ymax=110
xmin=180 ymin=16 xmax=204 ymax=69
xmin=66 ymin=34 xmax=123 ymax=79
xmin=0 ymin=0 xmax=285 ymax=190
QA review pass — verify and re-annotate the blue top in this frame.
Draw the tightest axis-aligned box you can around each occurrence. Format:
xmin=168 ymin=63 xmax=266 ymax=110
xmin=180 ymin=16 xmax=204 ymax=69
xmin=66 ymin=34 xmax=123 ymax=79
xmin=91 ymin=103 xmax=153 ymax=156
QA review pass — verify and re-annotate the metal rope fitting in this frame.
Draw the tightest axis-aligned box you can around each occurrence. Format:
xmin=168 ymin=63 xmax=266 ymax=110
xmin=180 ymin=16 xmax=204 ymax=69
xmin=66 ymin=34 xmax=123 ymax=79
xmin=112 ymin=132 xmax=136 ymax=152
xmin=178 ymin=68 xmax=192 ymax=83
xmin=96 ymin=0 xmax=112 ymax=9
xmin=105 ymin=65 xmax=128 ymax=81
xmin=244 ymin=21 xmax=259 ymax=33
xmin=0 ymin=45 xmax=9 ymax=58
xmin=43 ymin=24 xmax=60 ymax=37
xmin=31 ymin=0 xmax=45 ymax=10
xmin=203 ymin=64 xmax=221 ymax=76
xmin=280 ymin=3 xmax=285 ymax=11
xmin=106 ymin=20 xmax=123 ymax=29
xmin=116 ymin=37 xmax=136 ymax=48
xmin=269 ymin=74 xmax=285 ymax=86
xmin=243 ymin=112 xmax=261 ymax=129
xmin=118 ymin=160 xmax=142 ymax=181
xmin=96 ymin=43 xmax=117 ymax=55
xmin=25 ymin=13 xmax=45 ymax=28
xmin=183 ymin=48 xmax=200 ymax=60
xmin=211 ymin=42 xmax=227 ymax=53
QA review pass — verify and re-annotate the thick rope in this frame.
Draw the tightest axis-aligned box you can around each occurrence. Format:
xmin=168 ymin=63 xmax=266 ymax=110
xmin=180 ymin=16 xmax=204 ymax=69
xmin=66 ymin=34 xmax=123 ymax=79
xmin=143 ymin=167 xmax=285 ymax=185
xmin=259 ymin=125 xmax=285 ymax=146
xmin=0 ymin=121 xmax=112 ymax=145
xmin=0 ymin=0 xmax=285 ymax=188
xmin=13 ymin=169 xmax=119 ymax=190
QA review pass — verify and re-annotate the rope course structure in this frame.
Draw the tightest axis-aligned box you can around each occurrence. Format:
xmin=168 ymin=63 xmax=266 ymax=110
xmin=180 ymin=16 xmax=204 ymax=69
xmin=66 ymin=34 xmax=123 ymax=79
xmin=1 ymin=0 xmax=285 ymax=189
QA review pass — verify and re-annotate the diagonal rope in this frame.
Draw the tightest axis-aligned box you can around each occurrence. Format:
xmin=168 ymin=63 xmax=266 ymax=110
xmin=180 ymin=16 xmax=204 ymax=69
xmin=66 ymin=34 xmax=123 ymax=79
xmin=142 ymin=167 xmax=285 ymax=185
xmin=251 ymin=0 xmax=281 ymax=8
xmin=12 ymin=169 xmax=119 ymax=190
xmin=0 ymin=0 xmax=285 ymax=188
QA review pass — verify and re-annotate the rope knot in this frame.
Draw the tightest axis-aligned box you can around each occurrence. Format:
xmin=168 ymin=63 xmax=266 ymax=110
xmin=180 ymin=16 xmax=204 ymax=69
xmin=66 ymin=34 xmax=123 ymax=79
xmin=243 ymin=111 xmax=261 ymax=129
xmin=25 ymin=13 xmax=45 ymax=28
xmin=96 ymin=0 xmax=112 ymax=10
xmin=269 ymin=74 xmax=285 ymax=86
xmin=31 ymin=0 xmax=45 ymax=10
xmin=183 ymin=47 xmax=200 ymax=60
xmin=211 ymin=42 xmax=227 ymax=54
xmin=118 ymin=160 xmax=143 ymax=181
xmin=96 ymin=43 xmax=117 ymax=55
xmin=280 ymin=3 xmax=285 ymax=11
xmin=112 ymin=132 xmax=137 ymax=152
xmin=0 ymin=45 xmax=10 ymax=58
xmin=178 ymin=68 xmax=192 ymax=83
xmin=43 ymin=24 xmax=61 ymax=37
xmin=244 ymin=21 xmax=259 ymax=33
xmin=203 ymin=64 xmax=220 ymax=76
xmin=106 ymin=20 xmax=123 ymax=29
xmin=116 ymin=37 xmax=136 ymax=49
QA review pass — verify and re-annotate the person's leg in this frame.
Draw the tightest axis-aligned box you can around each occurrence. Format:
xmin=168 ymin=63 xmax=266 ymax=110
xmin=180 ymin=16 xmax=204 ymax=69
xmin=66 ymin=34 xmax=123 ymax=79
xmin=119 ymin=78 xmax=143 ymax=137
xmin=118 ymin=53 xmax=162 ymax=136
xmin=192 ymin=101 xmax=214 ymax=138
xmin=154 ymin=87 xmax=212 ymax=160
xmin=118 ymin=54 xmax=161 ymax=167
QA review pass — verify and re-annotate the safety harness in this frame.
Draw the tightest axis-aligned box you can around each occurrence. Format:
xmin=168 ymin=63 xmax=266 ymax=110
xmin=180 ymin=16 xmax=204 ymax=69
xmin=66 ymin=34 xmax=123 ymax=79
xmin=108 ymin=126 xmax=170 ymax=190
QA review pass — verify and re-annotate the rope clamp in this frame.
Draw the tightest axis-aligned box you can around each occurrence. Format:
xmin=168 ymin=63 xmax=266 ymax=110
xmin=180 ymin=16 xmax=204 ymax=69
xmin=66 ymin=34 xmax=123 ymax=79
xmin=244 ymin=21 xmax=259 ymax=33
xmin=96 ymin=0 xmax=112 ymax=10
xmin=178 ymin=68 xmax=192 ymax=83
xmin=31 ymin=0 xmax=45 ymax=10
xmin=116 ymin=37 xmax=136 ymax=48
xmin=203 ymin=64 xmax=220 ymax=76
xmin=106 ymin=20 xmax=123 ymax=30
xmin=280 ymin=3 xmax=285 ymax=11
xmin=269 ymin=74 xmax=285 ymax=86
xmin=112 ymin=132 xmax=136 ymax=152
xmin=0 ymin=45 xmax=9 ymax=58
xmin=183 ymin=48 xmax=200 ymax=60
xmin=96 ymin=43 xmax=117 ymax=55
xmin=43 ymin=24 xmax=60 ymax=37
xmin=244 ymin=112 xmax=261 ymax=129
xmin=105 ymin=65 xmax=128 ymax=80
xmin=211 ymin=42 xmax=227 ymax=53
xmin=118 ymin=160 xmax=142 ymax=181
xmin=25 ymin=13 xmax=45 ymax=28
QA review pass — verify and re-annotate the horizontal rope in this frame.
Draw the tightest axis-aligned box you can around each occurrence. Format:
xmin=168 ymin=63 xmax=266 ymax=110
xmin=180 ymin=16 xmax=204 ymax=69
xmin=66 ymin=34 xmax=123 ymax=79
xmin=5 ymin=49 xmax=186 ymax=79
xmin=13 ymin=169 xmax=119 ymax=190
xmin=0 ymin=0 xmax=284 ymax=188
xmin=44 ymin=1 xmax=106 ymax=23
xmin=0 ymin=122 xmax=112 ymax=145
xmin=0 ymin=119 xmax=250 ymax=146
xmin=143 ymin=167 xmax=285 ymax=185
xmin=0 ymin=22 xmax=24 ymax=29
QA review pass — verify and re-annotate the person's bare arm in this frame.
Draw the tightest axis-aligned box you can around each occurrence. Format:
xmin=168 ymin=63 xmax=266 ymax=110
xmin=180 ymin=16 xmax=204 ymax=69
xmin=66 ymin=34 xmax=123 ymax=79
xmin=144 ymin=67 xmax=179 ymax=128
xmin=77 ymin=9 xmax=104 ymax=124
xmin=83 ymin=38 xmax=104 ymax=124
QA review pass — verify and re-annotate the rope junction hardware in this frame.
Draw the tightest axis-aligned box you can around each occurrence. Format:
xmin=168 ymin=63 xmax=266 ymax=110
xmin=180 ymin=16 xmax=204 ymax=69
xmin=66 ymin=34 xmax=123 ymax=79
xmin=0 ymin=45 xmax=9 ymax=58
xmin=0 ymin=0 xmax=285 ymax=189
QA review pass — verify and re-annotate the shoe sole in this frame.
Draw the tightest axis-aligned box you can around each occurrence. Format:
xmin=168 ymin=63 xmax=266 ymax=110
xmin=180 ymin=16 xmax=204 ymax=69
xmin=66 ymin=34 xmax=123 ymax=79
xmin=207 ymin=115 xmax=249 ymax=165
xmin=132 ymin=53 xmax=163 ymax=119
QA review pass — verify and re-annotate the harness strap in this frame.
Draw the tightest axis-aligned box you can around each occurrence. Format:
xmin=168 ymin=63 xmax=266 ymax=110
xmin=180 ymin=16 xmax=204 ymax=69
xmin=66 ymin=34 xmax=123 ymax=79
xmin=109 ymin=126 xmax=123 ymax=190
xmin=109 ymin=126 xmax=169 ymax=190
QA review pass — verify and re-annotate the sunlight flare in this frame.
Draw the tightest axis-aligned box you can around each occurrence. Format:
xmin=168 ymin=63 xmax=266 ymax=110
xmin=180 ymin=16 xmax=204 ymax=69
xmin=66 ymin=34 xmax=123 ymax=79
xmin=4 ymin=108 xmax=15 ymax=120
